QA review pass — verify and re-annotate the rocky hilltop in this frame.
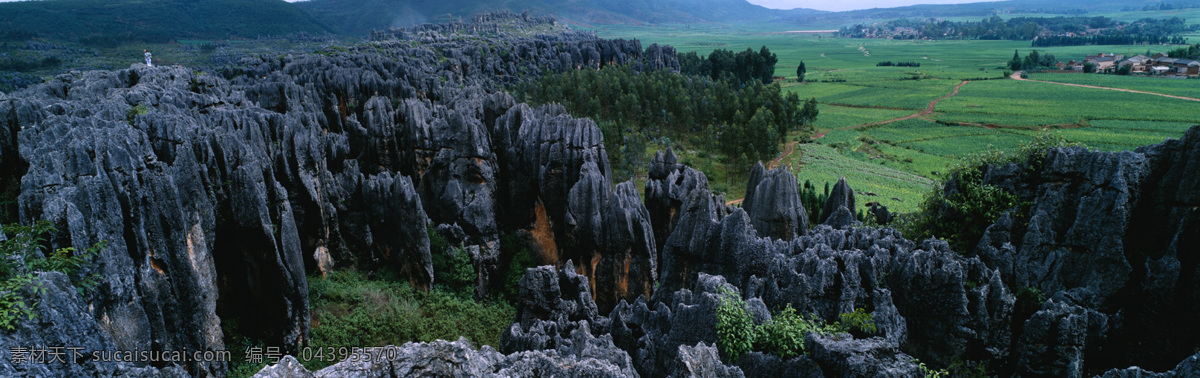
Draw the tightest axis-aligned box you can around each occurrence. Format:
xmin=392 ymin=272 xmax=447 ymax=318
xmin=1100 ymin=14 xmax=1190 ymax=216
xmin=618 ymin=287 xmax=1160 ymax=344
xmin=0 ymin=12 xmax=1198 ymax=377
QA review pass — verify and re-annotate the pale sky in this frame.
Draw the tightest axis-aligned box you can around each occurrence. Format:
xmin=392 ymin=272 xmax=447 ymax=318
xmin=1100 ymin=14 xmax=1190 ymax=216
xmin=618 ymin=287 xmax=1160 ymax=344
xmin=746 ymin=0 xmax=987 ymax=12
xmin=0 ymin=0 xmax=994 ymax=13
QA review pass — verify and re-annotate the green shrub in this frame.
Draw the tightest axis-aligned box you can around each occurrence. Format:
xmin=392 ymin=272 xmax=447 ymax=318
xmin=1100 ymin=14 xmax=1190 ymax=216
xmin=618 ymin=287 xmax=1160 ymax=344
xmin=837 ymin=307 xmax=878 ymax=335
xmin=0 ymin=221 xmax=104 ymax=330
xmin=715 ymin=287 xmax=758 ymax=361
xmin=1016 ymin=286 xmax=1046 ymax=304
xmin=897 ymin=133 xmax=1079 ymax=252
xmin=757 ymin=305 xmax=816 ymax=359
xmin=914 ymin=357 xmax=950 ymax=378
xmin=715 ymin=287 xmax=876 ymax=361
xmin=499 ymin=233 xmax=537 ymax=303
xmin=126 ymin=104 xmax=150 ymax=125
xmin=427 ymin=225 xmax=475 ymax=296
xmin=431 ymin=245 xmax=474 ymax=296
xmin=222 ymin=319 xmax=268 ymax=378
xmin=306 ymin=269 xmax=514 ymax=370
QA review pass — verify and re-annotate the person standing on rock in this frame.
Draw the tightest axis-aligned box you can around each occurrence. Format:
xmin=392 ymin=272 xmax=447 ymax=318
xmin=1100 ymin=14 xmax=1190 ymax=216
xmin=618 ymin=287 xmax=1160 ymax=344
xmin=144 ymin=50 xmax=152 ymax=67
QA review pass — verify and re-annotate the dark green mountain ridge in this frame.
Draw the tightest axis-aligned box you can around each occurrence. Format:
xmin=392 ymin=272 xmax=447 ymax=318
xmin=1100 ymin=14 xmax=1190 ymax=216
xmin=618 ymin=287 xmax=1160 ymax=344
xmin=295 ymin=0 xmax=820 ymax=36
xmin=0 ymin=0 xmax=1193 ymax=45
xmin=0 ymin=0 xmax=329 ymax=42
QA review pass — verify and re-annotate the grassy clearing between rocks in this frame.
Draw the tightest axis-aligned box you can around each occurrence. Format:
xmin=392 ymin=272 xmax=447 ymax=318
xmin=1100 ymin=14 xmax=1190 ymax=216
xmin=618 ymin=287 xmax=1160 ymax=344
xmin=226 ymin=269 xmax=516 ymax=376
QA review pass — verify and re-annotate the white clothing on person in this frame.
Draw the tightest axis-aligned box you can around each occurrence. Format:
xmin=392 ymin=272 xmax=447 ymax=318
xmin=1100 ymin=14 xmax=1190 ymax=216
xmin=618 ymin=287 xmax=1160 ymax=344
xmin=145 ymin=52 xmax=152 ymax=67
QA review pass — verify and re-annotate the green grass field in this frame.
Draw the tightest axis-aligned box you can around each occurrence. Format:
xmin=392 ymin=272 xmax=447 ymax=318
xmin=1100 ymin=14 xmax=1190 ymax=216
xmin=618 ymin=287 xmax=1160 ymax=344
xmin=1027 ymin=72 xmax=1200 ymax=99
xmin=782 ymin=142 xmax=935 ymax=213
xmin=591 ymin=23 xmax=1200 ymax=214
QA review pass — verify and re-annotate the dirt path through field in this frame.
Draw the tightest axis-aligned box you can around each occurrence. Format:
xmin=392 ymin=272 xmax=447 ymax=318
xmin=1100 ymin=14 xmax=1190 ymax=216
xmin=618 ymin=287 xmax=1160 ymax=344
xmin=811 ymin=80 xmax=970 ymax=140
xmin=1011 ymin=71 xmax=1200 ymax=102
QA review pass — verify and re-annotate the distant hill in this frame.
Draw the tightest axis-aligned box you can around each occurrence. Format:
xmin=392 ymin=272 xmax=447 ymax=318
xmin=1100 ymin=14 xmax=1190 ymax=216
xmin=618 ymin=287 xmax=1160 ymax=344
xmin=296 ymin=0 xmax=824 ymax=36
xmin=782 ymin=0 xmax=1199 ymax=27
xmin=0 ymin=0 xmax=329 ymax=44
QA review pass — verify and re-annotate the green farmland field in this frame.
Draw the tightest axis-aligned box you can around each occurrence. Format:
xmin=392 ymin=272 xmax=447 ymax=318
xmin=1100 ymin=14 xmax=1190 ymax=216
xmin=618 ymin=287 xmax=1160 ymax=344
xmin=1027 ymin=73 xmax=1200 ymax=99
xmin=590 ymin=23 xmax=1200 ymax=214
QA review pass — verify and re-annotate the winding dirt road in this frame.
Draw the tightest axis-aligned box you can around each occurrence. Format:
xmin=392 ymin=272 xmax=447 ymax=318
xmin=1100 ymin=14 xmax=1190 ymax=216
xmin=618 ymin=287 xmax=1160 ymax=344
xmin=810 ymin=80 xmax=970 ymax=140
xmin=857 ymin=80 xmax=970 ymax=128
xmin=1010 ymin=71 xmax=1200 ymax=102
xmin=729 ymin=79 xmax=969 ymax=206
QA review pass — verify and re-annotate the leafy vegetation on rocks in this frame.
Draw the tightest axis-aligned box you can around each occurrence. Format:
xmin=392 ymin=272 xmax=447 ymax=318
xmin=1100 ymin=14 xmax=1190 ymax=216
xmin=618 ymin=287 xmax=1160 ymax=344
xmin=715 ymin=288 xmax=758 ymax=361
xmin=306 ymin=269 xmax=516 ymax=370
xmin=0 ymin=221 xmax=103 ymax=330
xmin=897 ymin=133 xmax=1079 ymax=252
xmin=715 ymin=287 xmax=875 ymax=361
xmin=514 ymin=63 xmax=814 ymax=180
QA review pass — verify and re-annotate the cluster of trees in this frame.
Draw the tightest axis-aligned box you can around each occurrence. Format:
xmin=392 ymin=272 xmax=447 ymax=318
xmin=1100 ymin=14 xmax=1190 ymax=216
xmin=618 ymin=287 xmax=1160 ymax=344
xmin=1167 ymin=43 xmax=1200 ymax=59
xmin=1033 ymin=34 xmax=1188 ymax=47
xmin=876 ymin=61 xmax=920 ymax=67
xmin=838 ymin=15 xmax=1191 ymax=46
xmin=1130 ymin=2 xmax=1200 ymax=11
xmin=514 ymin=64 xmax=816 ymax=174
xmin=0 ymin=29 xmax=35 ymax=42
xmin=0 ymin=0 xmax=327 ymax=44
xmin=0 ymin=56 xmax=61 ymax=72
xmin=677 ymin=46 xmax=778 ymax=84
xmin=1007 ymin=50 xmax=1057 ymax=71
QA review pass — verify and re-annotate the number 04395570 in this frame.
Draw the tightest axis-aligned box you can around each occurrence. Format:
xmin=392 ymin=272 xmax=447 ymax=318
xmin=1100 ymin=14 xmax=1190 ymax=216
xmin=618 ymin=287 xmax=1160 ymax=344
xmin=300 ymin=346 xmax=399 ymax=363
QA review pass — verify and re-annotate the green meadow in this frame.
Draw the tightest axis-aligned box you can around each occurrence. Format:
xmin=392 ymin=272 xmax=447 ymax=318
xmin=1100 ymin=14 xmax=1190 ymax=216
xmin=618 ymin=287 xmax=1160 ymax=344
xmin=591 ymin=22 xmax=1200 ymax=213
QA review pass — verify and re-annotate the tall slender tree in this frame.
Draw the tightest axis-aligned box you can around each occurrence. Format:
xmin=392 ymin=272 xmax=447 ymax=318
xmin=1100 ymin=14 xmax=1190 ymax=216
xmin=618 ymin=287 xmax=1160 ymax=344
xmin=797 ymin=61 xmax=806 ymax=82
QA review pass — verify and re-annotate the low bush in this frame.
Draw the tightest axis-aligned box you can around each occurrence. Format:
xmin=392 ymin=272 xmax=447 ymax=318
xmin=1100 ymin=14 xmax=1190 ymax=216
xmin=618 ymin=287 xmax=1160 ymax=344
xmin=897 ymin=133 xmax=1078 ymax=252
xmin=715 ymin=287 xmax=875 ymax=361
xmin=126 ymin=104 xmax=150 ymax=125
xmin=306 ymin=269 xmax=515 ymax=370
xmin=715 ymin=287 xmax=758 ymax=361
xmin=0 ymin=221 xmax=104 ymax=330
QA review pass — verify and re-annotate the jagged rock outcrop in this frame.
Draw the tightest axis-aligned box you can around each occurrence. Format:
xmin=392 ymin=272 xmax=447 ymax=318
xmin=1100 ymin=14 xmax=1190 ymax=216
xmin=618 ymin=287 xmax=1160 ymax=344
xmin=509 ymin=144 xmax=1033 ymax=376
xmin=807 ymin=332 xmax=920 ymax=376
xmin=866 ymin=201 xmax=893 ymax=225
xmin=973 ymin=126 xmax=1200 ymax=375
xmin=742 ymin=162 xmax=808 ymax=241
xmin=5 ymin=65 xmax=307 ymax=375
xmin=820 ymin=176 xmax=858 ymax=228
xmin=886 ymin=239 xmax=1014 ymax=366
xmin=0 ymin=273 xmax=189 ymax=377
xmin=499 ymin=263 xmax=638 ymax=375
xmin=5 ymin=8 xmax=1200 ymax=378
xmin=492 ymin=103 xmax=657 ymax=310
xmin=0 ymin=12 xmax=677 ymax=376
xmin=673 ymin=342 xmax=745 ymax=378
xmin=644 ymin=149 xmax=719 ymax=272
xmin=1101 ymin=351 xmax=1200 ymax=378
xmin=254 ymin=337 xmax=636 ymax=377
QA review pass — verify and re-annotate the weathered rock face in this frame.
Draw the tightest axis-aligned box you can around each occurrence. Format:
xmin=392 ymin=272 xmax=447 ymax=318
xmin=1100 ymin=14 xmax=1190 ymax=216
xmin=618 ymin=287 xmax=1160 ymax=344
xmin=806 ymin=332 xmax=920 ymax=377
xmin=820 ymin=176 xmax=858 ymax=228
xmin=742 ymin=162 xmax=808 ymax=241
xmin=253 ymin=337 xmax=637 ymax=378
xmin=866 ymin=201 xmax=893 ymax=225
xmin=5 ymin=66 xmax=309 ymax=375
xmin=492 ymin=104 xmax=657 ymax=310
xmin=973 ymin=127 xmax=1200 ymax=375
xmin=0 ymin=12 xmax=675 ymax=376
xmin=0 ymin=273 xmax=189 ymax=377
xmin=5 ymin=9 xmax=1200 ymax=377
xmin=644 ymin=149 xmax=716 ymax=273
